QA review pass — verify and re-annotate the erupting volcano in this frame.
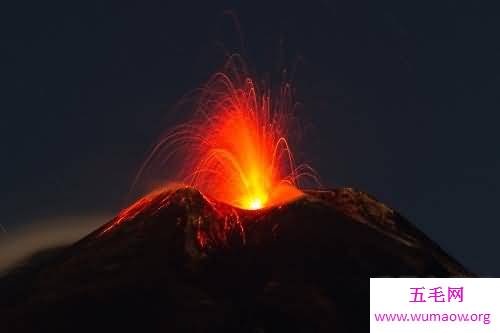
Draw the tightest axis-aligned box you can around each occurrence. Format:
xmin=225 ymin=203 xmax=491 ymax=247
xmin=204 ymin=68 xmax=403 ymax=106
xmin=134 ymin=56 xmax=317 ymax=211
xmin=1 ymin=58 xmax=473 ymax=333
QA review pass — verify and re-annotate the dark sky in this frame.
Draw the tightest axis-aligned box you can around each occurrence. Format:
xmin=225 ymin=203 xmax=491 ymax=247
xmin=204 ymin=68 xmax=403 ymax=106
xmin=2 ymin=0 xmax=499 ymax=275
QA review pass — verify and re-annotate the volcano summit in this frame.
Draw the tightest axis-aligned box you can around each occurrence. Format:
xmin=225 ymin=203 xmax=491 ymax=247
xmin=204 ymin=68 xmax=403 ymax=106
xmin=1 ymin=186 xmax=471 ymax=332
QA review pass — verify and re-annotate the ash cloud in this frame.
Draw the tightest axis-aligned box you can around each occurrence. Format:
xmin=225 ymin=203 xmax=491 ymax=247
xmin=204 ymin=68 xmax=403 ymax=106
xmin=0 ymin=214 xmax=110 ymax=275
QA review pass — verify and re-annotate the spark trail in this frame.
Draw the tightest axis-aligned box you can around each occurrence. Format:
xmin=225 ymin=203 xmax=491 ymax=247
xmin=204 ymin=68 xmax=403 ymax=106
xmin=135 ymin=56 xmax=318 ymax=211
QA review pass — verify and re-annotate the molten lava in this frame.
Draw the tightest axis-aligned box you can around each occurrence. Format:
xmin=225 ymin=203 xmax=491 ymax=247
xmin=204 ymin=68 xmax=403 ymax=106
xmin=135 ymin=56 xmax=317 ymax=211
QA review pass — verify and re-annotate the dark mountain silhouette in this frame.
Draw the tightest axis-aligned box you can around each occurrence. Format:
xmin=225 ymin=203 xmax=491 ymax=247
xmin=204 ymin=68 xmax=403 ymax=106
xmin=1 ymin=187 xmax=472 ymax=332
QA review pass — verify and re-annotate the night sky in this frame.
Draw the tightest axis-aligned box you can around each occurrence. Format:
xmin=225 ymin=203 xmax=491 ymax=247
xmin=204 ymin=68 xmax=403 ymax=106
xmin=2 ymin=1 xmax=499 ymax=275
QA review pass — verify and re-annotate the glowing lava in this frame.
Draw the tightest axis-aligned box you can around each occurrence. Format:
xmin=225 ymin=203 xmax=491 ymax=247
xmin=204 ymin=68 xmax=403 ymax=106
xmin=136 ymin=56 xmax=317 ymax=210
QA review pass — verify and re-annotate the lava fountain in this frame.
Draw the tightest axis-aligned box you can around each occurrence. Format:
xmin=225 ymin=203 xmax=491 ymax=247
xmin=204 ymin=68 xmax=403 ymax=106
xmin=135 ymin=56 xmax=318 ymax=211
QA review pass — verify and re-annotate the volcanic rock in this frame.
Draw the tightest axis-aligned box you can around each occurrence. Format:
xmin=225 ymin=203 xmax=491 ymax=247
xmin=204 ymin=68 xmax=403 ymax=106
xmin=0 ymin=187 xmax=472 ymax=332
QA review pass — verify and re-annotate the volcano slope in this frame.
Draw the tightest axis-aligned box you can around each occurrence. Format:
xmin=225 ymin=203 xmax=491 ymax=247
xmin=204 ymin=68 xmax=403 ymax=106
xmin=1 ymin=187 xmax=472 ymax=332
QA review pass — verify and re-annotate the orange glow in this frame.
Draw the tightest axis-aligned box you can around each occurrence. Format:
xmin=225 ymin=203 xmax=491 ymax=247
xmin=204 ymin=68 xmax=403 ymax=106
xmin=135 ymin=56 xmax=317 ymax=210
xmin=98 ymin=191 xmax=159 ymax=236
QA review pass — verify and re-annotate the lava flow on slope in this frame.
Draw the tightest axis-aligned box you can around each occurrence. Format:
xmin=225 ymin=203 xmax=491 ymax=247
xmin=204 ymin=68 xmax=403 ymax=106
xmin=1 ymin=187 xmax=472 ymax=333
xmin=0 ymin=58 xmax=474 ymax=333
xmin=101 ymin=56 xmax=319 ymax=237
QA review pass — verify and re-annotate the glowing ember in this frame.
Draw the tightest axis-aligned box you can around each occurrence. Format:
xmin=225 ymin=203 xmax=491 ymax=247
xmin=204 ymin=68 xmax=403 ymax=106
xmin=98 ymin=190 xmax=163 ymax=236
xmin=135 ymin=56 xmax=317 ymax=210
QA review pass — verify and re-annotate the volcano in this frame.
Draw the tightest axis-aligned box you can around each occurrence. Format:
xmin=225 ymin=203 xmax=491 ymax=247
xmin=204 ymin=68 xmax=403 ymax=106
xmin=1 ymin=187 xmax=472 ymax=332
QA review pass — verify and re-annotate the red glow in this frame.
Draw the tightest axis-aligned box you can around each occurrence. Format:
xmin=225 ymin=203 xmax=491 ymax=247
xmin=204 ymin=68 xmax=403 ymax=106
xmin=135 ymin=56 xmax=318 ymax=211
xmin=99 ymin=191 xmax=160 ymax=236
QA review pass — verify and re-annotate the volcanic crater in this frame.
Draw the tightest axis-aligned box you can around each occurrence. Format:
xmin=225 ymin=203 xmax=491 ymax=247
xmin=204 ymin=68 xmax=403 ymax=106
xmin=1 ymin=187 xmax=472 ymax=332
